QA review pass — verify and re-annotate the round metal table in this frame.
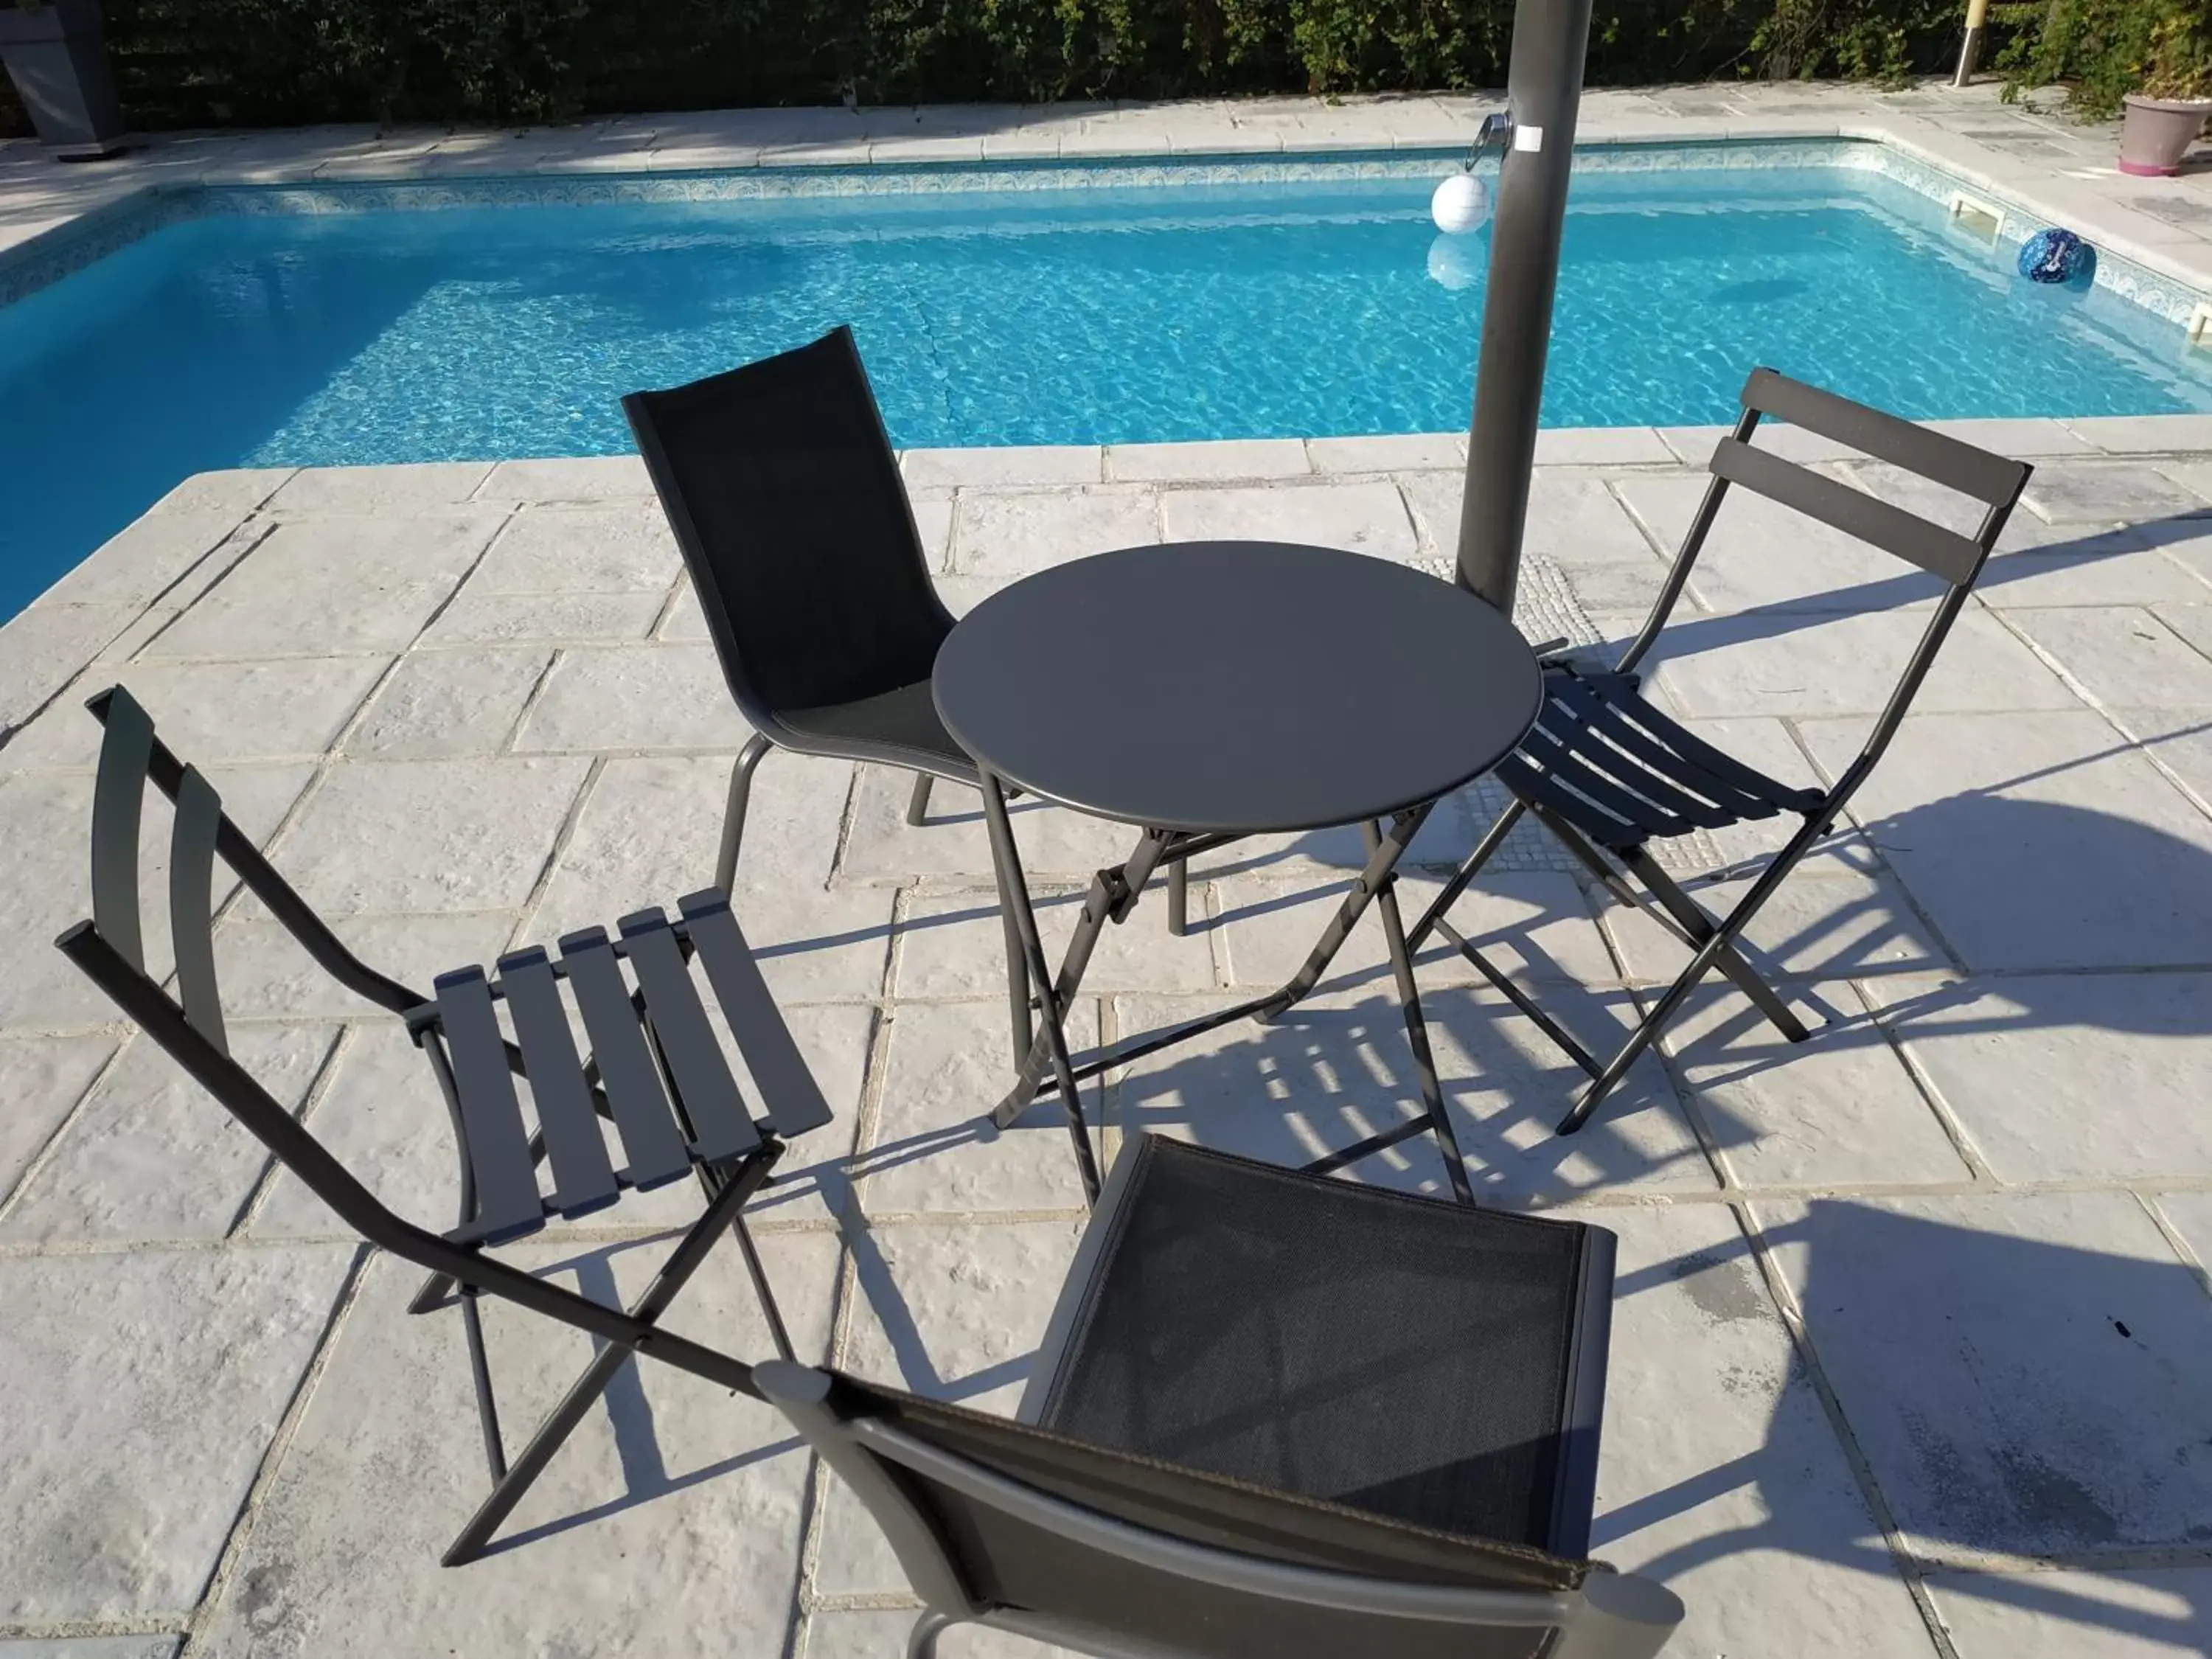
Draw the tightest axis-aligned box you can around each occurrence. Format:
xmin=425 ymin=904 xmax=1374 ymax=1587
xmin=933 ymin=540 xmax=1543 ymax=1205
xmin=934 ymin=541 xmax=1542 ymax=835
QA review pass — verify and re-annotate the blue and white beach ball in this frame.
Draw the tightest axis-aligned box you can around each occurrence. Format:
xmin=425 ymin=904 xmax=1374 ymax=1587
xmin=2018 ymin=228 xmax=2097 ymax=291
xmin=1431 ymin=172 xmax=1492 ymax=236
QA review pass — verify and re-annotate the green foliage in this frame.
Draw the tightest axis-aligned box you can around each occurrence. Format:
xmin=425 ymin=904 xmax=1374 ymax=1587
xmin=1753 ymin=0 xmax=1961 ymax=84
xmin=1998 ymin=0 xmax=2212 ymax=119
xmin=9 ymin=0 xmax=1971 ymax=133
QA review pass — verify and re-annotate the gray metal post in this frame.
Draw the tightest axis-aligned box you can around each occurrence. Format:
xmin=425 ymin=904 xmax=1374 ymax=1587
xmin=1455 ymin=0 xmax=1596 ymax=613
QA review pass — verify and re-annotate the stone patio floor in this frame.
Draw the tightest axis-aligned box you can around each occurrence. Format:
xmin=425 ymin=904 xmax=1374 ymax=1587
xmin=7 ymin=73 xmax=2212 ymax=1659
xmin=3 ymin=415 xmax=2212 ymax=1658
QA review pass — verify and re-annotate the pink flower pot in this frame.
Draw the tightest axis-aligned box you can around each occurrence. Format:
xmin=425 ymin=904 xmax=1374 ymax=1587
xmin=2120 ymin=93 xmax=2211 ymax=177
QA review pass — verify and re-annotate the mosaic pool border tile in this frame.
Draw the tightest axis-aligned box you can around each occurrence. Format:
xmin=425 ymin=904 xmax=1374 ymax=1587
xmin=1 ymin=133 xmax=2205 ymax=326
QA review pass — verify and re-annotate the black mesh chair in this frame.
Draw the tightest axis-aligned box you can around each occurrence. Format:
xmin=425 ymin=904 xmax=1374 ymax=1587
xmin=764 ymin=1135 xmax=1681 ymax=1659
xmin=1410 ymin=367 xmax=2032 ymax=1134
xmin=54 ymin=686 xmax=835 ymax=1567
xmin=621 ymin=326 xmax=977 ymax=895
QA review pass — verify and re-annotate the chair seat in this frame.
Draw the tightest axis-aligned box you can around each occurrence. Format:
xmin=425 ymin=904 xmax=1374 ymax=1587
xmin=415 ymin=888 xmax=834 ymax=1247
xmin=1020 ymin=1138 xmax=1611 ymax=1556
xmin=1495 ymin=667 xmax=1823 ymax=855
xmin=779 ymin=678 xmax=980 ymax=784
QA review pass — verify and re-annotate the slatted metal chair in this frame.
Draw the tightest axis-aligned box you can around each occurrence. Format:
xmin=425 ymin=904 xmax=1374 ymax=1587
xmin=53 ymin=685 xmax=835 ymax=1567
xmin=1409 ymin=366 xmax=2031 ymax=1135
xmin=759 ymin=1134 xmax=1683 ymax=1659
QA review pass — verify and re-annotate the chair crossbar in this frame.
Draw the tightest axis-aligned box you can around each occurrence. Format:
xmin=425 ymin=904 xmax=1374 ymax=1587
xmin=1710 ymin=437 xmax=1984 ymax=585
xmin=1742 ymin=365 xmax=2032 ymax=507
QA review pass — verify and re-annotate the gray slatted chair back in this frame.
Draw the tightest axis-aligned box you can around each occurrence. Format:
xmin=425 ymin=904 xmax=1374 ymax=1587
xmin=759 ymin=1362 xmax=1683 ymax=1659
xmin=60 ymin=686 xmax=830 ymax=1248
xmin=1617 ymin=367 xmax=2031 ymax=731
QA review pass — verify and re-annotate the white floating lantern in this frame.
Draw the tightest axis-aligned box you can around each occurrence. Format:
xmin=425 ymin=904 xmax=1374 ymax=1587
xmin=1430 ymin=170 xmax=1492 ymax=236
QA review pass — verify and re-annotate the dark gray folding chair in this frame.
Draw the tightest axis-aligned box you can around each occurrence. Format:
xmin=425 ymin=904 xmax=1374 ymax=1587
xmin=621 ymin=325 xmax=979 ymax=895
xmin=53 ymin=686 xmax=835 ymax=1567
xmin=1410 ymin=366 xmax=2031 ymax=1134
xmin=762 ymin=1134 xmax=1681 ymax=1659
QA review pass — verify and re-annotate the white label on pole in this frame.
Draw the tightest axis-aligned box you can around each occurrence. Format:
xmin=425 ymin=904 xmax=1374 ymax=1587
xmin=1514 ymin=124 xmax=1544 ymax=153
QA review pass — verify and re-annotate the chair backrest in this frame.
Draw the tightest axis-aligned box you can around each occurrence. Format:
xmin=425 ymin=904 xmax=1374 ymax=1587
xmin=1615 ymin=367 xmax=2033 ymax=764
xmin=53 ymin=686 xmax=831 ymax=1250
xmin=758 ymin=1362 xmax=1683 ymax=1659
xmin=622 ymin=326 xmax=955 ymax=726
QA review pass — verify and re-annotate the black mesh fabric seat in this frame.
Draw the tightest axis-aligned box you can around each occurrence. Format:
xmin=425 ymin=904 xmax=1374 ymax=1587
xmin=1020 ymin=1136 xmax=1607 ymax=1551
xmin=622 ymin=327 xmax=976 ymax=892
xmin=1410 ymin=366 xmax=2032 ymax=1138
xmin=1495 ymin=667 xmax=1824 ymax=855
xmin=758 ymin=1135 xmax=1680 ymax=1659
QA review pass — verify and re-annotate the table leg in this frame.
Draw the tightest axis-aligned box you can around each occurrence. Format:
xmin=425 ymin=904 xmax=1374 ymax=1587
xmin=1365 ymin=815 xmax=1474 ymax=1204
xmin=986 ymin=809 xmax=1174 ymax=1131
xmin=1251 ymin=799 xmax=1437 ymax=1024
xmin=978 ymin=769 xmax=1107 ymax=1203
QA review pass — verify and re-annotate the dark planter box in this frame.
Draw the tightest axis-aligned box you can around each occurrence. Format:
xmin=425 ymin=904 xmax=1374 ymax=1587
xmin=0 ymin=0 xmax=125 ymax=159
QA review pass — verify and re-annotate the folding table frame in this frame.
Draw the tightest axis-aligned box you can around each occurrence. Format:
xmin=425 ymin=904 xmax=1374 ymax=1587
xmin=978 ymin=778 xmax=1475 ymax=1207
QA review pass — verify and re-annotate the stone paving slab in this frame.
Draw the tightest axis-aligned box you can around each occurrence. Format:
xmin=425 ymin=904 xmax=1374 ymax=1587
xmin=0 ymin=1242 xmax=354 ymax=1623
xmin=1655 ymin=981 xmax=1975 ymax=1189
xmin=189 ymin=1237 xmax=839 ymax=1659
xmin=1760 ymin=1192 xmax=2212 ymax=1563
xmin=1798 ymin=710 xmax=2212 ymax=973
xmin=1863 ymin=972 xmax=2212 ymax=1182
xmin=1927 ymin=1566 xmax=2212 ymax=1658
xmin=1581 ymin=1203 xmax=1939 ymax=1659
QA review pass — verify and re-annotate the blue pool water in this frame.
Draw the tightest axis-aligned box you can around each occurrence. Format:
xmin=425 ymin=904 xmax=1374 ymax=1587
xmin=4 ymin=159 xmax=2212 ymax=618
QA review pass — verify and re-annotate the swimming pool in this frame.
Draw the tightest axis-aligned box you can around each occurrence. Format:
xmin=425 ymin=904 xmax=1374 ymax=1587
xmin=4 ymin=146 xmax=2211 ymax=618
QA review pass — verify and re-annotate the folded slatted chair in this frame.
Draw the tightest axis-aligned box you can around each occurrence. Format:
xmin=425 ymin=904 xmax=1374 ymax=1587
xmin=1409 ymin=368 xmax=2032 ymax=1135
xmin=54 ymin=686 xmax=835 ymax=1566
xmin=759 ymin=1134 xmax=1683 ymax=1659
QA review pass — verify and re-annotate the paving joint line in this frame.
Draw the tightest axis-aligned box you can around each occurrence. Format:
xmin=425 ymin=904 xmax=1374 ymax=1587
xmin=174 ymin=1239 xmax=378 ymax=1658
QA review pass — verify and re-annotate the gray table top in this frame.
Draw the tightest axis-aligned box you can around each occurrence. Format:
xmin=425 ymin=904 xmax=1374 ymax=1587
xmin=933 ymin=541 xmax=1543 ymax=835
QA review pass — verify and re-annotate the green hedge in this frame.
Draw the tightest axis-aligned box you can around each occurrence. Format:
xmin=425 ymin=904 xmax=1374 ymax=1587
xmin=4 ymin=0 xmax=1974 ymax=134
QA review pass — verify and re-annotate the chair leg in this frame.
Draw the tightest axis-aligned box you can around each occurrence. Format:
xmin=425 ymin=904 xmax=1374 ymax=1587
xmin=905 ymin=773 xmax=935 ymax=827
xmin=459 ymin=1288 xmax=507 ymax=1481
xmin=1558 ymin=848 xmax=1816 ymax=1135
xmin=1166 ymin=857 xmax=1189 ymax=937
xmin=716 ymin=734 xmax=773 ymax=894
xmin=987 ymin=814 xmax=1034 ymax=1071
xmin=1624 ymin=849 xmax=1809 ymax=1044
xmin=439 ymin=1145 xmax=781 ymax=1566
